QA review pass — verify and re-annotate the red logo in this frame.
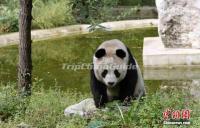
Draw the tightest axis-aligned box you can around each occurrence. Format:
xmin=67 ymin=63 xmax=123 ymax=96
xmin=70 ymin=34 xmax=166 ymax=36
xmin=172 ymin=110 xmax=181 ymax=120
xmin=182 ymin=109 xmax=191 ymax=120
xmin=163 ymin=109 xmax=171 ymax=120
xmin=163 ymin=109 xmax=191 ymax=120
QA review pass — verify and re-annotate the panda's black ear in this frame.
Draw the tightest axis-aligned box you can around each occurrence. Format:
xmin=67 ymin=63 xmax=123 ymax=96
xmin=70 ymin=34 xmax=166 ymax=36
xmin=116 ymin=49 xmax=126 ymax=59
xmin=95 ymin=48 xmax=106 ymax=58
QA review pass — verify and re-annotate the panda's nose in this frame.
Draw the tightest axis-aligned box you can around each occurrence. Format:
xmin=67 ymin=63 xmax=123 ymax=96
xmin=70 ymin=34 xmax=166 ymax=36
xmin=108 ymin=82 xmax=114 ymax=86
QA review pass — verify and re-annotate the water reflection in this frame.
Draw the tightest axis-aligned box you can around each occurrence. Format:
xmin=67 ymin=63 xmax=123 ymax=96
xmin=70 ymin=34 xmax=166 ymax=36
xmin=144 ymin=67 xmax=200 ymax=100
xmin=144 ymin=67 xmax=200 ymax=80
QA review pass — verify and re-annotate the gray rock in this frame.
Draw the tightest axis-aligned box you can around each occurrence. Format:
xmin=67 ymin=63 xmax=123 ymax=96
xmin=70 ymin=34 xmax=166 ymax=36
xmin=17 ymin=122 xmax=31 ymax=128
xmin=156 ymin=0 xmax=200 ymax=48
xmin=64 ymin=98 xmax=97 ymax=117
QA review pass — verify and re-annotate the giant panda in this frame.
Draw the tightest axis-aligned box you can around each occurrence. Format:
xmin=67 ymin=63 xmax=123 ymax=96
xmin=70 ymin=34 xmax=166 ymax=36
xmin=91 ymin=39 xmax=146 ymax=108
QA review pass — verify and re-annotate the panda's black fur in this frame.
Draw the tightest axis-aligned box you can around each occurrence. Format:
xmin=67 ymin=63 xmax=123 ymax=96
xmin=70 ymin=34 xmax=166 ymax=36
xmin=90 ymin=39 xmax=145 ymax=108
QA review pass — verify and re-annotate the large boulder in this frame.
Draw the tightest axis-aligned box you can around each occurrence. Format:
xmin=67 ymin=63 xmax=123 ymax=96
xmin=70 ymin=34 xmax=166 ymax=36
xmin=156 ymin=0 xmax=200 ymax=48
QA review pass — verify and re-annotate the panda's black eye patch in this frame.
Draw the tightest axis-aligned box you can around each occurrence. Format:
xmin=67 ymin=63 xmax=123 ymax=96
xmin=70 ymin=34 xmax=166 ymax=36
xmin=114 ymin=70 xmax=120 ymax=78
xmin=95 ymin=48 xmax=106 ymax=58
xmin=101 ymin=70 xmax=108 ymax=78
xmin=116 ymin=49 xmax=126 ymax=59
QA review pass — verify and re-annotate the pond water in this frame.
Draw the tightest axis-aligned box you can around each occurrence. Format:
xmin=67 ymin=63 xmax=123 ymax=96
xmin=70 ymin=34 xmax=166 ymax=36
xmin=0 ymin=27 xmax=200 ymax=96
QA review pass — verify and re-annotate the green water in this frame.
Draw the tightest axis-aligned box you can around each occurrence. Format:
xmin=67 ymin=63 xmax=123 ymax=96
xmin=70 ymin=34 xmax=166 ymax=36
xmin=0 ymin=28 xmax=161 ymax=93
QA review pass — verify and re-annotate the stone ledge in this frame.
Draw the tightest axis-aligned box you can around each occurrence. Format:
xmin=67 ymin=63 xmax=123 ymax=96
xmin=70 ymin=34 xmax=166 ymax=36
xmin=0 ymin=19 xmax=158 ymax=47
xmin=143 ymin=37 xmax=200 ymax=67
xmin=0 ymin=25 xmax=90 ymax=47
xmin=143 ymin=37 xmax=200 ymax=80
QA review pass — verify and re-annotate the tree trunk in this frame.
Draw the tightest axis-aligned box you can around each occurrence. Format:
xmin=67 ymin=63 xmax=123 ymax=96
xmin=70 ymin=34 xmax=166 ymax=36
xmin=18 ymin=0 xmax=32 ymax=96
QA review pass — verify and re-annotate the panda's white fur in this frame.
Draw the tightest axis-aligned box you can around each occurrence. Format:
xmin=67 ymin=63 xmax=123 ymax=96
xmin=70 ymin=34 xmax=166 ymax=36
xmin=105 ymin=60 xmax=145 ymax=101
xmin=93 ymin=39 xmax=129 ymax=87
xmin=91 ymin=39 xmax=145 ymax=108
xmin=134 ymin=60 xmax=145 ymax=99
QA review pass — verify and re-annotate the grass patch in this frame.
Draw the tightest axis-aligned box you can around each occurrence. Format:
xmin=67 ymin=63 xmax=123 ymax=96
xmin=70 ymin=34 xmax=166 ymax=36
xmin=90 ymin=88 xmax=199 ymax=128
xmin=0 ymin=82 xmax=199 ymax=127
xmin=0 ymin=81 xmax=89 ymax=128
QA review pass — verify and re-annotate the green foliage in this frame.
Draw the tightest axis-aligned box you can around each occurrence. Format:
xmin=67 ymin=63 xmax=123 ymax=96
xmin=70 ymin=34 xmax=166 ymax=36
xmin=0 ymin=0 xmax=19 ymax=33
xmin=70 ymin=0 xmax=119 ymax=23
xmin=32 ymin=0 xmax=75 ymax=29
xmin=119 ymin=0 xmax=155 ymax=6
xmin=70 ymin=0 xmax=156 ymax=30
xmin=0 ymin=0 xmax=75 ymax=33
xmin=0 ymin=82 xmax=29 ymax=122
xmin=0 ymin=0 xmax=156 ymax=33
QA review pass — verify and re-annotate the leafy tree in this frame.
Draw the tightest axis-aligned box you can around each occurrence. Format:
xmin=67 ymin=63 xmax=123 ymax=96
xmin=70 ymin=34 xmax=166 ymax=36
xmin=70 ymin=0 xmax=119 ymax=24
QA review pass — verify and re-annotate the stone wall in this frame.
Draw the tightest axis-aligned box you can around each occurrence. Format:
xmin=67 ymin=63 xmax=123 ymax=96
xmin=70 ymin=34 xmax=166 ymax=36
xmin=156 ymin=0 xmax=200 ymax=48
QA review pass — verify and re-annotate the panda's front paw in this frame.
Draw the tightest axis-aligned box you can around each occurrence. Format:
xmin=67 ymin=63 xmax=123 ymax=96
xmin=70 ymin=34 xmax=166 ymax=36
xmin=122 ymin=96 xmax=132 ymax=106
xmin=94 ymin=97 xmax=107 ymax=108
xmin=94 ymin=101 xmax=106 ymax=108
